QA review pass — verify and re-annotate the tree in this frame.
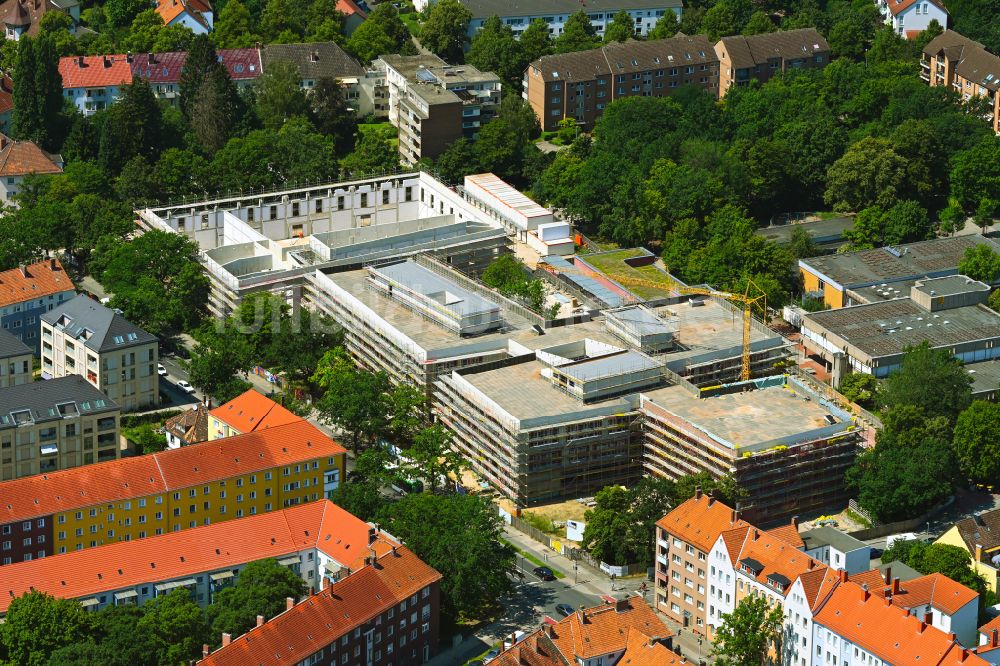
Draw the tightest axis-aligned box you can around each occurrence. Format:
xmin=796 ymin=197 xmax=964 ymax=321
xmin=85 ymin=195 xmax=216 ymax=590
xmin=105 ymin=0 xmax=148 ymax=27
xmin=954 ymin=401 xmax=1000 ymax=485
xmin=187 ymin=322 xmax=254 ymax=402
xmin=401 ymin=424 xmax=461 ymax=492
xmin=647 ymin=11 xmax=679 ymax=39
xmin=701 ymin=0 xmax=751 ymax=40
xmin=883 ymin=540 xmax=989 ymax=598
xmin=554 ymin=11 xmax=600 ymax=53
xmin=713 ymin=595 xmax=783 ymax=666
xmin=838 ymin=372 xmax=879 ymax=409
xmin=258 ymin=0 xmax=305 ymax=40
xmin=975 ymin=197 xmax=997 ymax=233
xmin=377 ymin=493 xmax=515 ymax=626
xmin=518 ymin=18 xmax=553 ymax=63
xmin=881 ymin=200 xmax=930 ymax=245
xmin=121 ymin=10 xmax=167 ymax=52
xmin=314 ymin=351 xmax=392 ymax=453
xmin=179 ymin=35 xmax=221 ymax=119
xmin=939 ymin=203 xmax=966 ymax=236
xmin=136 ymin=588 xmax=210 ymax=665
xmin=212 ymin=0 xmax=260 ymax=48
xmin=385 ymin=382 xmax=428 ymax=445
xmin=467 ymin=16 xmax=524 ymax=87
xmin=98 ymin=80 xmax=166 ymax=175
xmin=11 ymin=36 xmax=63 ymax=151
xmin=340 ymin=126 xmax=398 ymax=176
xmin=309 ymin=78 xmax=356 ymax=154
xmin=189 ymin=66 xmax=246 ymax=154
xmin=950 ymin=139 xmax=1000 ymax=211
xmin=420 ymin=0 xmax=472 ymax=63
xmin=255 ymin=60 xmax=311 ymax=130
xmin=208 ymin=558 xmax=307 ymax=639
xmin=787 ymin=225 xmax=819 ymax=260
xmin=330 ymin=448 xmax=392 ymax=521
xmin=482 ymin=254 xmax=546 ymax=311
xmin=347 ymin=3 xmax=414 ymax=63
xmin=825 ymin=137 xmax=909 ymax=212
xmin=881 ymin=342 xmax=972 ymax=423
xmin=603 ymin=10 xmax=634 ymax=43
xmin=743 ymin=10 xmax=776 ymax=34
xmin=0 ymin=591 xmax=94 ymax=666
xmin=959 ymin=245 xmax=1000 ymax=284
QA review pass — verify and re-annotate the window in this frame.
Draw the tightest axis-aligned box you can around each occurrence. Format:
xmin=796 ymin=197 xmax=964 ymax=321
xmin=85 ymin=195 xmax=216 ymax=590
xmin=382 ymin=190 xmax=390 ymax=205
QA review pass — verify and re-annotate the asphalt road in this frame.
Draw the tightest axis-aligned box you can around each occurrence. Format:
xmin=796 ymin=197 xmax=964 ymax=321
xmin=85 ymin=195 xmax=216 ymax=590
xmin=156 ymin=354 xmax=201 ymax=409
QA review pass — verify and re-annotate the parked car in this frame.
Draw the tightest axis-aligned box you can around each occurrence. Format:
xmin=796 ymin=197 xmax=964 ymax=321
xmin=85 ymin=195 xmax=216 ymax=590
xmin=157 ymin=364 xmax=167 ymax=376
xmin=176 ymin=380 xmax=196 ymax=394
xmin=555 ymin=603 xmax=574 ymax=617
xmin=870 ymin=547 xmax=883 ymax=559
xmin=533 ymin=566 xmax=555 ymax=581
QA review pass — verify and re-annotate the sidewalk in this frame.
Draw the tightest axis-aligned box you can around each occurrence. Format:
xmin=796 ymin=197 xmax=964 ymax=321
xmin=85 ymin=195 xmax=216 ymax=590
xmin=501 ymin=525 xmax=617 ymax=599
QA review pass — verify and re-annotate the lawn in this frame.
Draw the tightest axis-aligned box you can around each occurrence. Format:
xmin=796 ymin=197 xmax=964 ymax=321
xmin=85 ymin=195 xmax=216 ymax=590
xmin=581 ymin=249 xmax=676 ymax=301
xmin=400 ymin=12 xmax=421 ymax=37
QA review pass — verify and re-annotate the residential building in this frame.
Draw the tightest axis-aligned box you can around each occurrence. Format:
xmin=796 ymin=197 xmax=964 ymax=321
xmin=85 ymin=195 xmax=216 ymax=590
xmin=40 ymin=294 xmax=159 ymax=412
xmin=798 ymin=234 xmax=1000 ymax=309
xmin=136 ymin=172 xmax=510 ymax=317
xmin=208 ymin=389 xmax=301 ymax=440
xmin=0 ymin=0 xmax=78 ymax=40
xmin=154 ymin=0 xmax=213 ymax=34
xmin=457 ymin=0 xmax=683 ymax=40
xmin=0 ymin=375 xmax=119 ymax=485
xmin=523 ymin=34 xmax=720 ymax=131
xmin=59 ymin=54 xmax=133 ymax=115
xmin=0 ymin=329 xmax=31 ymax=387
xmin=198 ymin=542 xmax=442 ymax=666
xmin=0 ymin=500 xmax=402 ymax=614
xmin=936 ymin=508 xmax=1000 ymax=592
xmin=715 ymin=28 xmax=830 ymax=96
xmin=654 ymin=491 xmax=748 ymax=633
xmin=131 ymin=48 xmax=263 ymax=105
xmin=800 ymin=275 xmax=1000 ymax=387
xmin=0 ymin=75 xmax=15 ymax=134
xmin=262 ymin=41 xmax=366 ymax=110
xmin=163 ymin=403 xmax=209 ymax=448
xmin=980 ymin=617 xmax=1000 ymax=663
xmin=0 ymin=133 xmax=63 ymax=204
xmin=336 ymin=0 xmax=366 ymax=33
xmin=800 ymin=526 xmax=871 ymax=574
xmin=0 ymin=259 xmax=76 ymax=354
xmin=0 ymin=418 xmax=346 ymax=563
xmin=877 ymin=0 xmax=948 ymax=38
xmin=922 ymin=30 xmax=1000 ymax=134
xmin=378 ymin=54 xmax=502 ymax=164
xmin=640 ymin=375 xmax=861 ymax=523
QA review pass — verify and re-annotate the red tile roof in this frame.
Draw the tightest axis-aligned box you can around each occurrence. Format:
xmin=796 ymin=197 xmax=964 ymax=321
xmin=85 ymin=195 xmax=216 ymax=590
xmin=862 ymin=572 xmax=979 ymax=616
xmin=335 ymin=0 xmax=365 ymax=17
xmin=198 ymin=544 xmax=441 ymax=666
xmin=0 ymin=259 xmax=73 ymax=308
xmin=58 ymin=54 xmax=133 ymax=89
xmin=130 ymin=48 xmax=262 ymax=84
xmin=656 ymin=493 xmax=747 ymax=553
xmin=0 ymin=75 xmax=13 ymax=115
xmin=733 ymin=528 xmax=823 ymax=593
xmin=980 ymin=614 xmax=1000 ymax=637
xmin=0 ymin=500 xmax=387 ymax=614
xmin=546 ymin=596 xmax=672 ymax=661
xmin=489 ymin=630 xmax=567 ymax=666
xmin=0 ymin=419 xmax=345 ymax=524
xmin=164 ymin=403 xmax=209 ymax=445
xmin=0 ymin=135 xmax=62 ymax=177
xmin=814 ymin=582 xmax=987 ymax=665
xmin=155 ymin=0 xmax=212 ymax=29
xmin=766 ymin=522 xmax=805 ymax=549
xmin=618 ymin=628 xmax=689 ymax=666
xmin=210 ymin=389 xmax=301 ymax=434
xmin=798 ymin=566 xmax=843 ymax=610
xmin=886 ymin=0 xmax=947 ymax=16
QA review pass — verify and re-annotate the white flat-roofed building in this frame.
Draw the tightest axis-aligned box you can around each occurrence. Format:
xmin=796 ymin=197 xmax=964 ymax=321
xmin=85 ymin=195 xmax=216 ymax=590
xmin=527 ymin=221 xmax=574 ymax=257
xmin=604 ymin=305 xmax=674 ymax=353
xmin=463 ymin=173 xmax=555 ymax=241
xmin=456 ymin=0 xmax=683 ymax=39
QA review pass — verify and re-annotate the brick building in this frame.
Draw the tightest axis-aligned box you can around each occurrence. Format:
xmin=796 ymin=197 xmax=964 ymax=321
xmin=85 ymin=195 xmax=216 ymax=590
xmin=523 ymin=34 xmax=719 ymax=131
xmin=715 ymin=28 xmax=830 ymax=96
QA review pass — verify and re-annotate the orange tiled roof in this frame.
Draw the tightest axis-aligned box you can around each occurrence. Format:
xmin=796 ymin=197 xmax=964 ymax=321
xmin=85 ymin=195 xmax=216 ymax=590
xmin=198 ymin=544 xmax=441 ymax=666
xmin=0 ymin=136 xmax=62 ymax=177
xmin=886 ymin=0 xmax=947 ymax=15
xmin=490 ymin=630 xmax=568 ymax=666
xmin=547 ymin=596 xmax=671 ymax=661
xmin=814 ymin=582 xmax=986 ymax=665
xmin=0 ymin=419 xmax=345 ymax=524
xmin=618 ymin=627 xmax=689 ymax=666
xmin=981 ymin=614 xmax=1000 ymax=637
xmin=0 ymin=75 xmax=13 ymax=115
xmin=719 ymin=525 xmax=751 ymax=562
xmin=733 ymin=528 xmax=823 ymax=593
xmin=0 ymin=500 xmax=388 ymax=614
xmin=335 ymin=0 xmax=365 ymax=17
xmin=210 ymin=389 xmax=301 ymax=434
xmin=798 ymin=566 xmax=843 ymax=610
xmin=155 ymin=0 xmax=212 ymax=29
xmin=656 ymin=493 xmax=747 ymax=553
xmin=0 ymin=259 xmax=73 ymax=307
xmin=766 ymin=522 xmax=805 ymax=549
xmin=861 ymin=572 xmax=979 ymax=616
xmin=58 ymin=54 xmax=133 ymax=89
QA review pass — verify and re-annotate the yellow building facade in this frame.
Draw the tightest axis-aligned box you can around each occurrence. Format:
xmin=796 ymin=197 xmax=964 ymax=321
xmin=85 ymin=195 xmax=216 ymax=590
xmin=935 ymin=526 xmax=1000 ymax=592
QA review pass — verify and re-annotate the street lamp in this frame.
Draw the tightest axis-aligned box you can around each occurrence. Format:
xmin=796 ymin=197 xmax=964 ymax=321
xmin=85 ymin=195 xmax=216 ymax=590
xmin=574 ymin=563 xmax=578 ymax=584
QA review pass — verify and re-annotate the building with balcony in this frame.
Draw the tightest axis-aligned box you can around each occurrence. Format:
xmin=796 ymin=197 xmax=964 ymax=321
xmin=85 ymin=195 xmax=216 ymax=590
xmin=0 ymin=375 xmax=119 ymax=487
xmin=458 ymin=0 xmax=683 ymax=40
xmin=922 ymin=30 xmax=1000 ymax=134
xmin=58 ymin=54 xmax=133 ymax=115
xmin=377 ymin=54 xmax=501 ymax=165
xmin=715 ymin=28 xmax=830 ymax=96
xmin=0 ymin=258 xmax=76 ymax=354
xmin=0 ymin=500 xmax=403 ymax=615
xmin=131 ymin=48 xmax=262 ymax=105
xmin=0 ymin=418 xmax=346 ymax=564
xmin=877 ymin=0 xmax=948 ymax=38
xmin=198 ymin=540 xmax=441 ymax=666
xmin=0 ymin=329 xmax=31 ymax=388
xmin=40 ymin=294 xmax=159 ymax=412
xmin=523 ymin=34 xmax=719 ymax=131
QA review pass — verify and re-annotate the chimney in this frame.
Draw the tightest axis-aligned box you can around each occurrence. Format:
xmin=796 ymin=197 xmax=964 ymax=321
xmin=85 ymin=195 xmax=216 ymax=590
xmin=976 ymin=544 xmax=983 ymax=562
xmin=615 ymin=597 xmax=629 ymax=613
xmin=707 ymin=494 xmax=716 ymax=507
xmin=919 ymin=616 xmax=928 ymax=633
xmin=961 ymin=648 xmax=970 ymax=662
xmin=694 ymin=486 xmax=702 ymax=500
xmin=839 ymin=570 xmax=848 ymax=583
xmin=992 ymin=627 xmax=998 ymax=647
xmin=752 ymin=529 xmax=760 ymax=542
xmin=126 ymin=51 xmax=133 ymax=63
xmin=861 ymin=584 xmax=870 ymax=601
xmin=18 ymin=264 xmax=27 ymax=277
xmin=202 ymin=645 xmax=210 ymax=658
xmin=49 ymin=257 xmax=56 ymax=270
xmin=308 ymin=586 xmax=315 ymax=596
xmin=221 ymin=633 xmax=231 ymax=647
xmin=148 ymin=53 xmax=155 ymax=64
xmin=892 ymin=578 xmax=900 ymax=595
xmin=577 ymin=607 xmax=588 ymax=624
xmin=0 ymin=134 xmax=7 ymax=150
xmin=925 ymin=610 xmax=933 ymax=626
xmin=368 ymin=526 xmax=377 ymax=545
xmin=256 ymin=615 xmax=265 ymax=628
xmin=77 ymin=54 xmax=84 ymax=67
xmin=791 ymin=515 xmax=799 ymax=529
xmin=807 ymin=559 xmax=814 ymax=571
xmin=544 ymin=624 xmax=554 ymax=637
xmin=884 ymin=567 xmax=891 ymax=585
xmin=103 ymin=56 xmax=112 ymax=68
xmin=286 ymin=597 xmax=295 ymax=611
xmin=884 ymin=596 xmax=892 ymax=607
xmin=730 ymin=508 xmax=739 ymax=523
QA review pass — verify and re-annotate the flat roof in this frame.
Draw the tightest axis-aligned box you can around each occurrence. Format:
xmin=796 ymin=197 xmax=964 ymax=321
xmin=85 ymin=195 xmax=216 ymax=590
xmin=464 ymin=173 xmax=552 ymax=219
xmin=913 ymin=274 xmax=990 ymax=297
xmin=799 ymin=235 xmax=1000 ymax=289
xmin=558 ymin=349 xmax=661 ymax=382
xmin=754 ymin=217 xmax=854 ymax=245
xmin=967 ymin=360 xmax=1000 ymax=396
xmin=579 ymin=249 xmax=680 ymax=301
xmin=802 ymin=298 xmax=1000 ymax=359
xmin=371 ymin=261 xmax=501 ymax=318
xmin=655 ymin=298 xmax=779 ymax=361
xmin=606 ymin=305 xmax=673 ymax=336
xmin=640 ymin=382 xmax=843 ymax=449
xmin=800 ymin=526 xmax=867 ymax=553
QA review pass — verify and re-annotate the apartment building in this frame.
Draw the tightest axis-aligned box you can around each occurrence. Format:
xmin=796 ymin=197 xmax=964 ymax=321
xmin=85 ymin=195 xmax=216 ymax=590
xmin=0 ymin=0 xmax=78 ymax=41
xmin=0 ymin=259 xmax=75 ymax=354
xmin=800 ymin=526 xmax=871 ymax=574
xmin=715 ymin=28 xmax=830 ymax=96
xmin=0 ymin=375 xmax=119 ymax=485
xmin=922 ymin=30 xmax=1000 ymax=134
xmin=0 ymin=500 xmax=401 ymax=614
xmin=877 ymin=0 xmax=948 ymax=38
xmin=131 ymin=49 xmax=262 ymax=106
xmin=58 ymin=54 xmax=133 ymax=115
xmin=523 ymin=34 xmax=719 ymax=131
xmin=40 ymin=294 xmax=159 ymax=412
xmin=154 ymin=0 xmax=212 ymax=34
xmin=198 ymin=544 xmax=440 ymax=666
xmin=458 ymin=0 xmax=683 ymax=40
xmin=208 ymin=389 xmax=301 ymax=441
xmin=0 ymin=329 xmax=31 ymax=387
xmin=0 ymin=134 xmax=63 ymax=205
xmin=263 ymin=42 xmax=365 ymax=91
xmin=0 ymin=419 xmax=346 ymax=564
xmin=654 ymin=491 xmax=748 ymax=634
xmin=378 ymin=54 xmax=502 ymax=164
xmin=936 ymin=507 xmax=1000 ymax=592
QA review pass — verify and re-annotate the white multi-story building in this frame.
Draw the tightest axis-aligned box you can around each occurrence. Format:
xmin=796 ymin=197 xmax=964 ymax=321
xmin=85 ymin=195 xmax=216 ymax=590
xmin=58 ymin=54 xmax=132 ymax=116
xmin=876 ymin=0 xmax=948 ymax=38
xmin=455 ymin=0 xmax=682 ymax=39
